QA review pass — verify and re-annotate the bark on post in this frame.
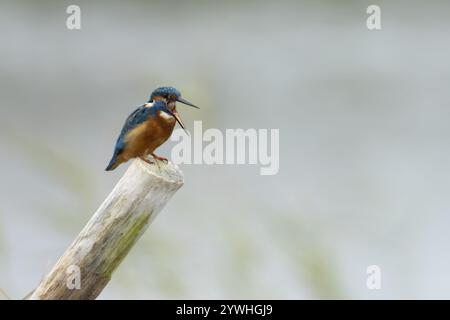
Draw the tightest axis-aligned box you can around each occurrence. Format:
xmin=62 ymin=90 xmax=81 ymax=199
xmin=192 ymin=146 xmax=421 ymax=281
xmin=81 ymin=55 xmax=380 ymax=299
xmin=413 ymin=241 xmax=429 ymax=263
xmin=30 ymin=159 xmax=184 ymax=300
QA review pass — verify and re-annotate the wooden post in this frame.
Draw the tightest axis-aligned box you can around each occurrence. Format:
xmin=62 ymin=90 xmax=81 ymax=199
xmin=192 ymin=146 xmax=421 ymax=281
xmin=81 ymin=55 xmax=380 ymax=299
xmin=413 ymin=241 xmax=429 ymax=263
xmin=30 ymin=159 xmax=184 ymax=300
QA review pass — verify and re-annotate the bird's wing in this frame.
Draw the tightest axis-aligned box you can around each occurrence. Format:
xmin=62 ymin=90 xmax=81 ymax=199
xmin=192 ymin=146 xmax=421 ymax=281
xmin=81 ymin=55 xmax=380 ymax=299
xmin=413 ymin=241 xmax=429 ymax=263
xmin=114 ymin=105 xmax=154 ymax=154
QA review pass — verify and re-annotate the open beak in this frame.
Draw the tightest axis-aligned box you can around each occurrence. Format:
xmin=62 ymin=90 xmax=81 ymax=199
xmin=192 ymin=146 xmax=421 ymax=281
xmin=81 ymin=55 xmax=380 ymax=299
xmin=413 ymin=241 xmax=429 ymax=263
xmin=167 ymin=97 xmax=198 ymax=134
xmin=166 ymin=108 xmax=189 ymax=135
xmin=177 ymin=97 xmax=199 ymax=109
xmin=172 ymin=109 xmax=187 ymax=132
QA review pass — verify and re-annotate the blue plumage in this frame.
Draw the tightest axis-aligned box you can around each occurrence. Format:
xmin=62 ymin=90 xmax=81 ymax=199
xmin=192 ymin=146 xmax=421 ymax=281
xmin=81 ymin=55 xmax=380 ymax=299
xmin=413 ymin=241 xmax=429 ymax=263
xmin=105 ymin=87 xmax=198 ymax=171
xmin=105 ymin=101 xmax=170 ymax=171
xmin=149 ymin=87 xmax=181 ymax=102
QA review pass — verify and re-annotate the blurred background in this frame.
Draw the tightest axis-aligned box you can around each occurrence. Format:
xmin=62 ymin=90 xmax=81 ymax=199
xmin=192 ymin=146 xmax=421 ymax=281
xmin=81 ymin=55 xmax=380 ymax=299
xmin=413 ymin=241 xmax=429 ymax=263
xmin=1 ymin=0 xmax=450 ymax=299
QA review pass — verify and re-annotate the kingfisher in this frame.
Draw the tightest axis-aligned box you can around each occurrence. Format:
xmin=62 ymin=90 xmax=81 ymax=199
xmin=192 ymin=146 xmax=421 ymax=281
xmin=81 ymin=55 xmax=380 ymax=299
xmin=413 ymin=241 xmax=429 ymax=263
xmin=105 ymin=87 xmax=198 ymax=171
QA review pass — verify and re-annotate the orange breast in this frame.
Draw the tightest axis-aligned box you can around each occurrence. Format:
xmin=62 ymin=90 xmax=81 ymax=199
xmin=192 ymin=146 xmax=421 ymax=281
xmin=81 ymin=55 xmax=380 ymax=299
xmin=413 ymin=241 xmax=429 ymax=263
xmin=121 ymin=111 xmax=176 ymax=160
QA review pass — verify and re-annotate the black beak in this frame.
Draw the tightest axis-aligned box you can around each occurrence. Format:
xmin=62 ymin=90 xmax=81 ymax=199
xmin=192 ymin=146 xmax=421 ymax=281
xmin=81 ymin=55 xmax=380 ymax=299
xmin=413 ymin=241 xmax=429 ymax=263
xmin=177 ymin=97 xmax=199 ymax=109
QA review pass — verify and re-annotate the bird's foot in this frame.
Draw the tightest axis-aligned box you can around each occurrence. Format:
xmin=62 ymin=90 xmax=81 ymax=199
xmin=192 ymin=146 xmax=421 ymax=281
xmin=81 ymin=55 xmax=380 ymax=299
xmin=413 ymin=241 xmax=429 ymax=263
xmin=139 ymin=156 xmax=155 ymax=165
xmin=151 ymin=153 xmax=168 ymax=163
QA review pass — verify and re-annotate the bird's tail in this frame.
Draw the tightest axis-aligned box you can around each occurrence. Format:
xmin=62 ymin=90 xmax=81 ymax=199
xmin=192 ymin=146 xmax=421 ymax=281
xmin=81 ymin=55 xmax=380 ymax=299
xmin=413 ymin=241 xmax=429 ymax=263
xmin=105 ymin=155 xmax=120 ymax=171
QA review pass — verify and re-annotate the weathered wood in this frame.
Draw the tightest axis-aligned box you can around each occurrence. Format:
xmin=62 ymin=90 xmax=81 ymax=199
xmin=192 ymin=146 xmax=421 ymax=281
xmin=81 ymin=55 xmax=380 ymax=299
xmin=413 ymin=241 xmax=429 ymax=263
xmin=30 ymin=159 xmax=184 ymax=300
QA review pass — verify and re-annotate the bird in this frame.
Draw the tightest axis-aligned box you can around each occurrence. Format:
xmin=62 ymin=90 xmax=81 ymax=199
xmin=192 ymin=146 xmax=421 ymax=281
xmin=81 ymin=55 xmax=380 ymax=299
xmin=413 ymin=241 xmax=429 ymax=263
xmin=105 ymin=87 xmax=198 ymax=171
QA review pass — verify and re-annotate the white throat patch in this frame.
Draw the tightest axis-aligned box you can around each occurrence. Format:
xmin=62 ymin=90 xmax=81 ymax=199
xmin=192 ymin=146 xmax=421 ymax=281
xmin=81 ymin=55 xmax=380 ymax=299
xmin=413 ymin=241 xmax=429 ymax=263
xmin=159 ymin=110 xmax=174 ymax=120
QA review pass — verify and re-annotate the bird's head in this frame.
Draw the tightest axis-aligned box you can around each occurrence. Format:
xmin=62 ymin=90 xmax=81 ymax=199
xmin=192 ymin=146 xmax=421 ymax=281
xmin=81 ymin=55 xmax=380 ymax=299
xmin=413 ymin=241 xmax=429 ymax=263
xmin=149 ymin=86 xmax=198 ymax=110
xmin=149 ymin=86 xmax=199 ymax=132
